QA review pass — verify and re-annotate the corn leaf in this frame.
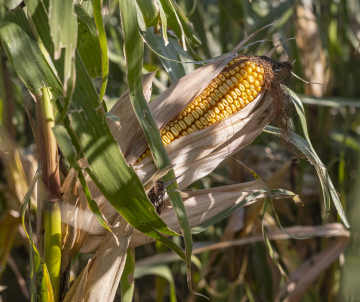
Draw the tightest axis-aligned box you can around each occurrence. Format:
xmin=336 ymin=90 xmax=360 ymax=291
xmin=92 ymin=0 xmax=108 ymax=100
xmin=49 ymin=0 xmax=77 ymax=124
xmin=53 ymin=124 xmax=114 ymax=236
xmin=300 ymin=94 xmax=360 ymax=108
xmin=0 ymin=8 xmax=62 ymax=97
xmin=261 ymin=197 xmax=288 ymax=281
xmin=49 ymin=0 xmax=77 ymax=59
xmin=134 ymin=264 xmax=177 ymax=302
xmin=19 ymin=171 xmax=54 ymax=302
xmin=137 ymin=0 xmax=159 ymax=28
xmin=120 ymin=249 xmax=135 ymax=302
xmin=155 ymin=0 xmax=201 ymax=49
xmin=287 ymin=88 xmax=349 ymax=227
xmin=142 ymin=28 xmax=186 ymax=83
xmin=265 ymin=125 xmax=348 ymax=231
xmin=75 ymin=5 xmax=102 ymax=79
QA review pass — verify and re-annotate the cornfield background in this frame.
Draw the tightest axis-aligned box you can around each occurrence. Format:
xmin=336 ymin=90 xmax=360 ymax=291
xmin=0 ymin=0 xmax=359 ymax=301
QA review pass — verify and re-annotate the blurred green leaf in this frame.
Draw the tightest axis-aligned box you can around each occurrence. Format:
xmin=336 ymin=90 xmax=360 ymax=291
xmin=156 ymin=0 xmax=201 ymax=49
xmin=0 ymin=8 xmax=62 ymax=97
xmin=49 ymin=0 xmax=77 ymax=124
xmin=49 ymin=0 xmax=77 ymax=59
xmin=330 ymin=132 xmax=360 ymax=152
xmin=300 ymin=95 xmax=360 ymax=108
xmin=75 ymin=5 xmax=102 ymax=79
xmin=134 ymin=264 xmax=177 ymax=302
xmin=287 ymin=88 xmax=349 ymax=227
xmin=137 ymin=0 xmax=159 ymax=28
xmin=92 ymin=0 xmax=108 ymax=100
xmin=121 ymin=249 xmax=135 ymax=302
xmin=142 ymin=28 xmax=186 ymax=82
xmin=0 ymin=211 xmax=21 ymax=280
xmin=19 ymin=171 xmax=54 ymax=302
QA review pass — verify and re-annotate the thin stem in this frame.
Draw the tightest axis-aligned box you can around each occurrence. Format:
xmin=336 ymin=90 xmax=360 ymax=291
xmin=36 ymin=86 xmax=61 ymax=301
xmin=44 ymin=199 xmax=62 ymax=301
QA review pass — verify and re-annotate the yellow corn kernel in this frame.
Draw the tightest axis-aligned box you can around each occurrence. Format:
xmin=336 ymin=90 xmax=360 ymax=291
xmin=210 ymin=81 xmax=218 ymax=89
xmin=204 ymin=113 xmax=212 ymax=122
xmin=202 ymin=100 xmax=211 ymax=109
xmin=170 ymin=127 xmax=180 ymax=137
xmin=218 ymin=74 xmax=226 ymax=82
xmin=225 ymin=106 xmax=232 ymax=114
xmin=235 ymin=73 xmax=242 ymax=81
xmin=229 ymin=91 xmax=237 ymax=100
xmin=195 ymin=120 xmax=204 ymax=129
xmin=217 ymin=102 xmax=225 ymax=111
xmin=238 ymin=83 xmax=246 ymax=92
xmin=222 ymin=110 xmax=230 ymax=117
xmin=218 ymin=86 xmax=227 ymax=95
xmin=166 ymin=131 xmax=174 ymax=141
xmin=188 ymin=114 xmax=195 ymax=123
xmin=230 ymin=76 xmax=238 ymax=85
xmin=191 ymin=110 xmax=200 ymax=120
xmin=221 ymin=99 xmax=229 ymax=107
xmin=240 ymin=69 xmax=247 ymax=78
xmin=223 ymin=71 xmax=230 ymax=79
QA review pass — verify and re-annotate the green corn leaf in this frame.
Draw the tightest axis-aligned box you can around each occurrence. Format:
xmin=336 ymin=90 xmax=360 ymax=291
xmin=0 ymin=8 xmax=62 ymax=97
xmin=19 ymin=171 xmax=54 ymax=302
xmin=137 ymin=0 xmax=159 ymax=28
xmin=120 ymin=249 xmax=135 ymax=302
xmin=75 ymin=4 xmax=102 ymax=79
xmin=286 ymin=88 xmax=349 ymax=227
xmin=142 ymin=28 xmax=186 ymax=83
xmin=134 ymin=264 xmax=177 ymax=302
xmin=92 ymin=0 xmax=108 ymax=100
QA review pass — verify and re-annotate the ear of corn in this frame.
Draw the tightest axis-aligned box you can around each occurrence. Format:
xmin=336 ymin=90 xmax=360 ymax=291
xmin=137 ymin=57 xmax=266 ymax=162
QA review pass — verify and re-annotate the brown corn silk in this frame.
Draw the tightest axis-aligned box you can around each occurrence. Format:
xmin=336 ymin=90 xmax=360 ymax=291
xmin=138 ymin=56 xmax=274 ymax=162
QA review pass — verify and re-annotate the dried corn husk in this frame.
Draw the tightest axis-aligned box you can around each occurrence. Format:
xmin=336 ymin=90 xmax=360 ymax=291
xmin=63 ymin=217 xmax=132 ymax=302
xmin=80 ymin=180 xmax=266 ymax=253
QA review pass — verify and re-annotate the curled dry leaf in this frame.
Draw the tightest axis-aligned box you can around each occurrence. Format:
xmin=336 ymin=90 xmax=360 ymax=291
xmin=276 ymin=224 xmax=349 ymax=302
xmin=63 ymin=217 xmax=133 ymax=302
xmin=80 ymin=180 xmax=266 ymax=253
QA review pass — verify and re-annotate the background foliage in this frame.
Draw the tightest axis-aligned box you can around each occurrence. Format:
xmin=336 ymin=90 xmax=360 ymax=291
xmin=0 ymin=0 xmax=359 ymax=301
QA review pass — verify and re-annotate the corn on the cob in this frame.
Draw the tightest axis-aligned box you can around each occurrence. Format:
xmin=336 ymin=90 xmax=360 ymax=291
xmin=137 ymin=57 xmax=267 ymax=162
